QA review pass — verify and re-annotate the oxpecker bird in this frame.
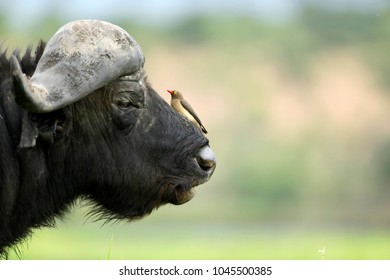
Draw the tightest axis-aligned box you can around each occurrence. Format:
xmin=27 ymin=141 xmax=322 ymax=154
xmin=167 ymin=90 xmax=208 ymax=134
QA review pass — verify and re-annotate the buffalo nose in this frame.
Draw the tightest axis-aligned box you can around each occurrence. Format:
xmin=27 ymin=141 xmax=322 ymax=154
xmin=196 ymin=146 xmax=216 ymax=172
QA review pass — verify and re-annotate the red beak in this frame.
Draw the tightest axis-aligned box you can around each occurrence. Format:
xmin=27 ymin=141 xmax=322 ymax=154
xmin=167 ymin=90 xmax=173 ymax=95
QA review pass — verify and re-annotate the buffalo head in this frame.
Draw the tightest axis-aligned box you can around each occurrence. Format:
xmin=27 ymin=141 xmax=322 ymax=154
xmin=0 ymin=20 xmax=215 ymax=253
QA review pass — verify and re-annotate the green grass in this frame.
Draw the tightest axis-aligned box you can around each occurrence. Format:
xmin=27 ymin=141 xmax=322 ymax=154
xmin=7 ymin=221 xmax=390 ymax=260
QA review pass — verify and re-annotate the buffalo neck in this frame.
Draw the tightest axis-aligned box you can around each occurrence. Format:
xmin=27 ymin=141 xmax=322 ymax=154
xmin=0 ymin=142 xmax=79 ymax=256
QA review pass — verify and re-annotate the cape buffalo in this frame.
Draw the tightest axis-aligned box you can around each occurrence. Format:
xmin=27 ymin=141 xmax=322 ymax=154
xmin=0 ymin=20 xmax=216 ymax=256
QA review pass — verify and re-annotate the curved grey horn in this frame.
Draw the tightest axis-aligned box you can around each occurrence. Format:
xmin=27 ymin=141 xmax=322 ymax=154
xmin=11 ymin=20 xmax=145 ymax=113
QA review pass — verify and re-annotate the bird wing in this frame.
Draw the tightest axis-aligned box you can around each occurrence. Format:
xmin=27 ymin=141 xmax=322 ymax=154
xmin=180 ymin=99 xmax=203 ymax=125
xmin=180 ymin=99 xmax=208 ymax=134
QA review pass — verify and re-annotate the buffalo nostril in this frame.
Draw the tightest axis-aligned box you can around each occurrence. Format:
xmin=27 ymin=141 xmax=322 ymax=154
xmin=197 ymin=157 xmax=215 ymax=171
xmin=196 ymin=146 xmax=216 ymax=171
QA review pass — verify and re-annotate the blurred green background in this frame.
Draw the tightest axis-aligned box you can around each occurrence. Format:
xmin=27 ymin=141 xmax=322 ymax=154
xmin=1 ymin=0 xmax=390 ymax=259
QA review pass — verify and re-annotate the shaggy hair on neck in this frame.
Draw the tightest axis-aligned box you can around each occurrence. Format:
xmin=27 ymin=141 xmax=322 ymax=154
xmin=0 ymin=41 xmax=46 ymax=81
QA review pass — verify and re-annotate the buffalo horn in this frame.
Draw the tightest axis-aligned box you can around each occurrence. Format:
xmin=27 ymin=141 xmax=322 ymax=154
xmin=11 ymin=20 xmax=145 ymax=113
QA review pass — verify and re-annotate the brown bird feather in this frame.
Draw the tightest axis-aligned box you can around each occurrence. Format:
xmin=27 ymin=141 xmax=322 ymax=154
xmin=167 ymin=90 xmax=208 ymax=134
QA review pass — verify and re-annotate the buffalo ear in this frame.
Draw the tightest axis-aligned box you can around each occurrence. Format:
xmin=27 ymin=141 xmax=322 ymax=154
xmin=18 ymin=112 xmax=38 ymax=148
xmin=18 ymin=109 xmax=71 ymax=148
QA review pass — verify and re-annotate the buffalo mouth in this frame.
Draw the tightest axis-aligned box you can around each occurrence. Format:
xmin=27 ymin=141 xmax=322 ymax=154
xmin=165 ymin=180 xmax=204 ymax=205
xmin=162 ymin=147 xmax=216 ymax=205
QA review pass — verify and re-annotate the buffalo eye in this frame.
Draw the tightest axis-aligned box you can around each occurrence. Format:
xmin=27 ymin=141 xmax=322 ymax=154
xmin=110 ymin=80 xmax=145 ymax=110
xmin=113 ymin=91 xmax=143 ymax=109
xmin=110 ymin=81 xmax=145 ymax=131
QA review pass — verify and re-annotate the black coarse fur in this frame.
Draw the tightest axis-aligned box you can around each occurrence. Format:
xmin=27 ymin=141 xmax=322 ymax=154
xmin=0 ymin=41 xmax=48 ymax=257
xmin=0 ymin=42 xmax=211 ymax=258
